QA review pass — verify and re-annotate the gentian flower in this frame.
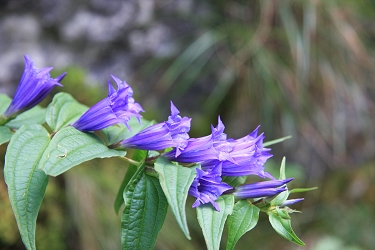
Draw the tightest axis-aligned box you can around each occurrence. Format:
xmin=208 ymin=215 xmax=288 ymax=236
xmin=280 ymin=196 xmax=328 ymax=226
xmin=117 ymin=101 xmax=191 ymax=156
xmin=71 ymin=75 xmax=143 ymax=132
xmin=233 ymin=178 xmax=293 ymax=199
xmin=281 ymin=198 xmax=304 ymax=207
xmin=164 ymin=118 xmax=272 ymax=178
xmin=163 ymin=117 xmax=229 ymax=163
xmin=2 ymin=55 xmax=66 ymax=120
xmin=189 ymin=162 xmax=232 ymax=211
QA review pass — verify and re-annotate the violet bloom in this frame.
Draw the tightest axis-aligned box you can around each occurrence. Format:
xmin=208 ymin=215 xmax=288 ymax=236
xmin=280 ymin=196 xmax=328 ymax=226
xmin=281 ymin=198 xmax=304 ymax=207
xmin=72 ymin=75 xmax=143 ymax=132
xmin=2 ymin=55 xmax=66 ymax=119
xmin=201 ymin=126 xmax=272 ymax=178
xmin=118 ymin=102 xmax=191 ymax=156
xmin=189 ymin=162 xmax=232 ymax=211
xmin=163 ymin=117 xmax=229 ymax=162
xmin=233 ymin=178 xmax=293 ymax=200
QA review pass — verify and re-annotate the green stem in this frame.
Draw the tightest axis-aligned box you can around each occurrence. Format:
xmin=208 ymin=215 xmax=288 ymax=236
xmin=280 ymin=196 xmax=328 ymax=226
xmin=0 ymin=115 xmax=9 ymax=126
xmin=122 ymin=156 xmax=142 ymax=166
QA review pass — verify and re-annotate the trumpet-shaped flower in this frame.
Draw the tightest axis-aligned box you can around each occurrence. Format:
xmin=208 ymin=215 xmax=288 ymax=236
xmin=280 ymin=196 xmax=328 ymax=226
xmin=188 ymin=162 xmax=232 ymax=211
xmin=281 ymin=198 xmax=304 ymax=207
xmin=71 ymin=75 xmax=143 ymax=132
xmin=233 ymin=178 xmax=293 ymax=199
xmin=164 ymin=118 xmax=272 ymax=178
xmin=2 ymin=55 xmax=66 ymax=119
xmin=118 ymin=102 xmax=191 ymax=156
xmin=163 ymin=117 xmax=229 ymax=163
xmin=201 ymin=127 xmax=272 ymax=178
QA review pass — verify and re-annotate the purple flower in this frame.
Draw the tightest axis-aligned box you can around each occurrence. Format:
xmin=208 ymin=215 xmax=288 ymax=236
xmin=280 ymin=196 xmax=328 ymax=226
xmin=201 ymin=126 xmax=272 ymax=178
xmin=233 ymin=178 xmax=293 ymax=199
xmin=71 ymin=75 xmax=143 ymax=132
xmin=118 ymin=101 xmax=191 ymax=156
xmin=163 ymin=117 xmax=229 ymax=162
xmin=281 ymin=198 xmax=304 ymax=207
xmin=2 ymin=55 xmax=66 ymax=119
xmin=189 ymin=162 xmax=232 ymax=211
xmin=165 ymin=119 xmax=272 ymax=178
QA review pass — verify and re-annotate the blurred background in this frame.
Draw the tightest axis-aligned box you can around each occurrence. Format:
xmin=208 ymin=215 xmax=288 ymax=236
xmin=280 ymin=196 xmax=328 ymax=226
xmin=0 ymin=0 xmax=375 ymax=249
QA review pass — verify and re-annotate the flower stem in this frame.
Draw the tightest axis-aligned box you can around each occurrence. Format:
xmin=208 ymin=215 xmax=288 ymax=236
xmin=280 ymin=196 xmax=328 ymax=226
xmin=122 ymin=156 xmax=141 ymax=166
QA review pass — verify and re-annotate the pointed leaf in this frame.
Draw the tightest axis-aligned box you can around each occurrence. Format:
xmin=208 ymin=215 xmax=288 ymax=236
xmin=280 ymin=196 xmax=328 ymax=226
xmin=271 ymin=157 xmax=289 ymax=206
xmin=197 ymin=195 xmax=234 ymax=250
xmin=45 ymin=92 xmax=88 ymax=132
xmin=289 ymin=187 xmax=318 ymax=194
xmin=279 ymin=157 xmax=287 ymax=180
xmin=154 ymin=157 xmax=197 ymax=240
xmin=222 ymin=176 xmax=247 ymax=187
xmin=39 ymin=126 xmax=125 ymax=176
xmin=101 ymin=117 xmax=154 ymax=145
xmin=226 ymin=200 xmax=260 ymax=250
xmin=5 ymin=106 xmax=46 ymax=129
xmin=0 ymin=126 xmax=12 ymax=145
xmin=4 ymin=124 xmax=50 ymax=250
xmin=271 ymin=190 xmax=289 ymax=206
xmin=0 ymin=94 xmax=12 ymax=114
xmin=269 ymin=211 xmax=305 ymax=246
xmin=121 ymin=163 xmax=168 ymax=250
xmin=114 ymin=150 xmax=147 ymax=214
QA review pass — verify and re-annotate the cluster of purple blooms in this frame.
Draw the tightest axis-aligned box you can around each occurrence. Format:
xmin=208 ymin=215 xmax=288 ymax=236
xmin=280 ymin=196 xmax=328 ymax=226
xmin=2 ymin=55 xmax=304 ymax=211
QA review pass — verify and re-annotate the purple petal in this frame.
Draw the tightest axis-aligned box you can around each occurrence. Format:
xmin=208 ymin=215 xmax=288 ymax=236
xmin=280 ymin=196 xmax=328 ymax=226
xmin=3 ymin=55 xmax=65 ymax=118
xmin=72 ymin=75 xmax=143 ymax=132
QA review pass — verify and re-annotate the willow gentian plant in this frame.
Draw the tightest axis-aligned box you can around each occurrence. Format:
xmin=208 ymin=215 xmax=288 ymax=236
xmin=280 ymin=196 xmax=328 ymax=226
xmin=0 ymin=55 xmax=315 ymax=250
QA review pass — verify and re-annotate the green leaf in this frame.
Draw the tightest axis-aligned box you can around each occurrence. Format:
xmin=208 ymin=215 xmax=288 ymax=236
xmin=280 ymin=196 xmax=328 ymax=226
xmin=271 ymin=190 xmax=289 ymax=207
xmin=222 ymin=176 xmax=247 ymax=187
xmin=263 ymin=136 xmax=292 ymax=147
xmin=121 ymin=163 xmax=168 ymax=250
xmin=226 ymin=201 xmax=260 ymax=250
xmin=114 ymin=150 xmax=147 ymax=214
xmin=289 ymin=187 xmax=318 ymax=194
xmin=0 ymin=94 xmax=11 ymax=114
xmin=197 ymin=195 xmax=234 ymax=250
xmin=4 ymin=124 xmax=50 ymax=250
xmin=6 ymin=106 xmax=46 ymax=129
xmin=279 ymin=157 xmax=287 ymax=180
xmin=39 ymin=126 xmax=126 ymax=176
xmin=0 ymin=126 xmax=13 ymax=145
xmin=269 ymin=210 xmax=305 ymax=246
xmin=45 ymin=92 xmax=88 ymax=132
xmin=101 ymin=117 xmax=155 ymax=145
xmin=154 ymin=157 xmax=197 ymax=240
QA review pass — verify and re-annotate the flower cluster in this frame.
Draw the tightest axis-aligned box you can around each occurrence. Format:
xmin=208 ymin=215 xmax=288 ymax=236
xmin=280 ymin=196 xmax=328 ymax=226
xmin=2 ymin=55 xmax=66 ymax=120
xmin=160 ymin=117 xmax=279 ymax=210
xmin=4 ymin=55 xmax=299 ymax=212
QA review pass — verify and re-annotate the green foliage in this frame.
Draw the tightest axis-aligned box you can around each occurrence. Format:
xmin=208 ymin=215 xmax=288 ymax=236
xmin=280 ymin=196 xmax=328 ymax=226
xmin=154 ymin=157 xmax=198 ymax=240
xmin=268 ymin=208 xmax=305 ymax=246
xmin=114 ymin=149 xmax=147 ymax=214
xmin=45 ymin=92 xmax=88 ymax=132
xmin=0 ymin=94 xmax=11 ymax=114
xmin=4 ymin=124 xmax=50 ymax=250
xmin=5 ymin=106 xmax=46 ymax=129
xmin=222 ymin=176 xmax=247 ymax=187
xmin=121 ymin=162 xmax=168 ymax=250
xmin=0 ymin=126 xmax=12 ymax=145
xmin=196 ymin=195 xmax=234 ymax=250
xmin=226 ymin=200 xmax=260 ymax=250
xmin=38 ymin=126 xmax=126 ymax=176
